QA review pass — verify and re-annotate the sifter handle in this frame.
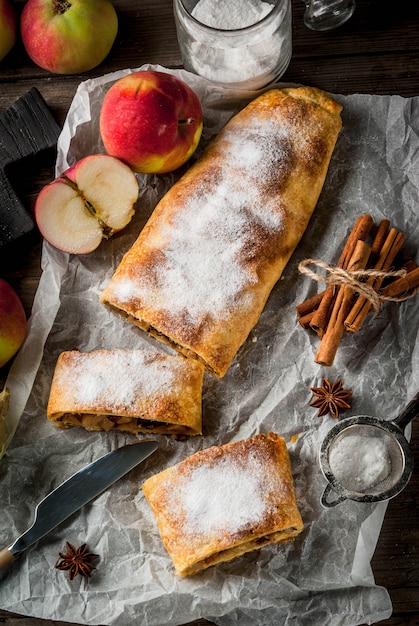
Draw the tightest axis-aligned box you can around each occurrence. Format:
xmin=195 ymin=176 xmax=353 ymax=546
xmin=394 ymin=391 xmax=419 ymax=432
xmin=320 ymin=483 xmax=347 ymax=508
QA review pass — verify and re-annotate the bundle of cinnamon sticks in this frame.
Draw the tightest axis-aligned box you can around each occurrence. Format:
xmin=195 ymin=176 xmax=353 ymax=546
xmin=296 ymin=214 xmax=419 ymax=366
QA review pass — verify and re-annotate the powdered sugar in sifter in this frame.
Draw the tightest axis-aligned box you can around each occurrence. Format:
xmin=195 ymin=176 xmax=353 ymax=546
xmin=319 ymin=391 xmax=419 ymax=507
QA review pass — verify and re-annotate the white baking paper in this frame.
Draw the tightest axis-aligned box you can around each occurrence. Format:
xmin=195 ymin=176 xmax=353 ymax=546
xmin=1 ymin=64 xmax=418 ymax=626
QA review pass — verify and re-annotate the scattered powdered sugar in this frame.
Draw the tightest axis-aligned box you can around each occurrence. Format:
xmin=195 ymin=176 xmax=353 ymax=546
xmin=56 ymin=350 xmax=179 ymax=411
xmin=176 ymin=453 xmax=273 ymax=536
xmin=159 ymin=199 xmax=255 ymax=315
xmin=329 ymin=434 xmax=392 ymax=492
xmin=119 ymin=119 xmax=288 ymax=322
xmin=192 ymin=0 xmax=273 ymax=30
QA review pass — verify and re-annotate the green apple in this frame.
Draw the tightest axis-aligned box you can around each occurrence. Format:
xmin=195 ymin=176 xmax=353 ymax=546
xmin=20 ymin=0 xmax=118 ymax=74
xmin=0 ymin=279 xmax=26 ymax=369
xmin=99 ymin=70 xmax=203 ymax=174
xmin=0 ymin=0 xmax=16 ymax=62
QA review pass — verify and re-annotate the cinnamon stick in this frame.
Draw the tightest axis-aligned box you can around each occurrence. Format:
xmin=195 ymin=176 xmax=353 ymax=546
xmin=368 ymin=219 xmax=390 ymax=267
xmin=296 ymin=290 xmax=325 ymax=318
xmin=345 ymin=228 xmax=406 ymax=332
xmin=309 ymin=214 xmax=374 ymax=334
xmin=315 ymin=240 xmax=371 ymax=367
xmin=298 ymin=310 xmax=315 ymax=329
xmin=401 ymin=258 xmax=418 ymax=274
xmin=337 ymin=214 xmax=375 ymax=268
xmin=381 ymin=266 xmax=419 ymax=298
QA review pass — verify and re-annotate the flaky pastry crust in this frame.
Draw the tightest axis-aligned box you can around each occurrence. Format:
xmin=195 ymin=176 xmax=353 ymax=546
xmin=47 ymin=348 xmax=204 ymax=436
xmin=142 ymin=432 xmax=303 ymax=576
xmin=101 ymin=86 xmax=342 ymax=377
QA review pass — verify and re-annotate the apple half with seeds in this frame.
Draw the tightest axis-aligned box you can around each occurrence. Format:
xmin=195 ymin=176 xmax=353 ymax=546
xmin=35 ymin=154 xmax=139 ymax=254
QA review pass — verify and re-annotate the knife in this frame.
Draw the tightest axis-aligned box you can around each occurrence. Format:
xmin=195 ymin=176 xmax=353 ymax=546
xmin=0 ymin=440 xmax=158 ymax=569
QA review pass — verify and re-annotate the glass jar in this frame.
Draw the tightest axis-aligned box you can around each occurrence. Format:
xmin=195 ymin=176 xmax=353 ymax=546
xmin=173 ymin=0 xmax=292 ymax=91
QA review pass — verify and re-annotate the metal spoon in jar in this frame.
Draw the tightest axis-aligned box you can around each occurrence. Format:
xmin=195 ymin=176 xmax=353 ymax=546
xmin=319 ymin=391 xmax=419 ymax=508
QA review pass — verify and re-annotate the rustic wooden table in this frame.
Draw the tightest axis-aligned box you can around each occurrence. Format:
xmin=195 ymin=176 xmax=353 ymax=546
xmin=0 ymin=0 xmax=418 ymax=625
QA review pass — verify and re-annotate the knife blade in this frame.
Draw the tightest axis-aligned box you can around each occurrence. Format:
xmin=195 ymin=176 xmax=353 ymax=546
xmin=0 ymin=440 xmax=158 ymax=568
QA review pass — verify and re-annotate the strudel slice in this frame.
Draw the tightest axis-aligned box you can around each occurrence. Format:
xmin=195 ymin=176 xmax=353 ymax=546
xmin=47 ymin=348 xmax=204 ymax=436
xmin=101 ymin=86 xmax=342 ymax=377
xmin=142 ymin=432 xmax=303 ymax=576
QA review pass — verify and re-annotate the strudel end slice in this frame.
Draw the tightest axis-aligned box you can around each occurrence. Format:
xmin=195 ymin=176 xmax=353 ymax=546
xmin=142 ymin=432 xmax=303 ymax=575
xmin=47 ymin=348 xmax=204 ymax=436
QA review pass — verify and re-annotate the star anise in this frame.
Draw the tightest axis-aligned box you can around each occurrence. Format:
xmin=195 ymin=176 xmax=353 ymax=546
xmin=309 ymin=378 xmax=352 ymax=418
xmin=55 ymin=542 xmax=98 ymax=580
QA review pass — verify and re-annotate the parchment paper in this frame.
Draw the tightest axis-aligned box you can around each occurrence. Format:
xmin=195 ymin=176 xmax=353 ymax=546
xmin=1 ymin=64 xmax=418 ymax=626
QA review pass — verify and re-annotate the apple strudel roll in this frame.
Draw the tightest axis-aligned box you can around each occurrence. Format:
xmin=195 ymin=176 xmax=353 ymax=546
xmin=47 ymin=348 xmax=204 ymax=436
xmin=142 ymin=432 xmax=303 ymax=576
xmin=101 ymin=86 xmax=343 ymax=377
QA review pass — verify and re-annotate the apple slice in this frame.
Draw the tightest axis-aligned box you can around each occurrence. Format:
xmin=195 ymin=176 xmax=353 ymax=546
xmin=35 ymin=154 xmax=139 ymax=254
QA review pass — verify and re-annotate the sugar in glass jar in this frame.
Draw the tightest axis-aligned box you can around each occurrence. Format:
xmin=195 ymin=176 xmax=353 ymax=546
xmin=173 ymin=0 xmax=292 ymax=91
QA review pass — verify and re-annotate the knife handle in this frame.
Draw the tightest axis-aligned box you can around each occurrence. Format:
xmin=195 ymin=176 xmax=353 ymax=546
xmin=0 ymin=547 xmax=14 ymax=569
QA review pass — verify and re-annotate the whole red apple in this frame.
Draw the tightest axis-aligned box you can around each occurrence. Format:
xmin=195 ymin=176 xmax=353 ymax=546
xmin=21 ymin=0 xmax=118 ymax=74
xmin=99 ymin=70 xmax=203 ymax=174
xmin=0 ymin=279 xmax=26 ymax=369
xmin=0 ymin=0 xmax=16 ymax=62
xmin=35 ymin=154 xmax=139 ymax=254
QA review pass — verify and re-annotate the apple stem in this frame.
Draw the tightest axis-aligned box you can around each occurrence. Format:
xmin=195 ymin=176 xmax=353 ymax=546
xmin=178 ymin=118 xmax=196 ymax=125
xmin=53 ymin=0 xmax=71 ymax=14
xmin=60 ymin=173 xmax=78 ymax=191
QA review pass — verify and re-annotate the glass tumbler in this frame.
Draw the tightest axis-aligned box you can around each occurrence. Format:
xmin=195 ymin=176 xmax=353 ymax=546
xmin=303 ymin=0 xmax=355 ymax=31
xmin=173 ymin=0 xmax=292 ymax=91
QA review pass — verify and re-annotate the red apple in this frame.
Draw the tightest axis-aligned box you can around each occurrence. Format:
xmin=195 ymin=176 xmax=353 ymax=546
xmin=20 ymin=0 xmax=118 ymax=75
xmin=0 ymin=0 xmax=16 ymax=62
xmin=35 ymin=154 xmax=139 ymax=254
xmin=99 ymin=70 xmax=203 ymax=174
xmin=0 ymin=279 xmax=26 ymax=369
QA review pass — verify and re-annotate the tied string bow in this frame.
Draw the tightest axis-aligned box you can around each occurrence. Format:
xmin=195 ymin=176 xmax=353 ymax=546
xmin=298 ymin=259 xmax=416 ymax=313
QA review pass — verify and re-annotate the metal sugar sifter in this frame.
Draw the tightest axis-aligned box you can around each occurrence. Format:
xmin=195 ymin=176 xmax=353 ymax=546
xmin=319 ymin=391 xmax=419 ymax=508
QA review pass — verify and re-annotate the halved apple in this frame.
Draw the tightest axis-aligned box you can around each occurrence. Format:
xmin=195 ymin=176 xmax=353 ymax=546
xmin=35 ymin=154 xmax=139 ymax=254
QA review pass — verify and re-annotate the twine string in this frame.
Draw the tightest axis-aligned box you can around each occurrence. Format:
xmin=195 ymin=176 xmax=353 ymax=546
xmin=298 ymin=259 xmax=415 ymax=312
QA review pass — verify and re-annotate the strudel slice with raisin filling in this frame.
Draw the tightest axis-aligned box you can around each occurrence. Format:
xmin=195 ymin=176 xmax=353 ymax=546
xmin=142 ymin=432 xmax=303 ymax=576
xmin=47 ymin=348 xmax=204 ymax=436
